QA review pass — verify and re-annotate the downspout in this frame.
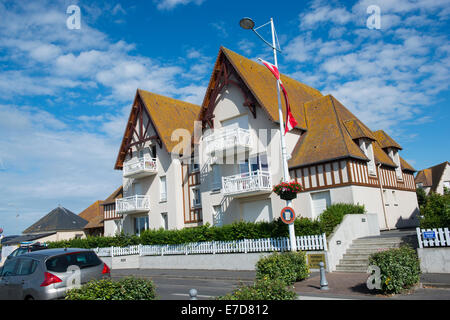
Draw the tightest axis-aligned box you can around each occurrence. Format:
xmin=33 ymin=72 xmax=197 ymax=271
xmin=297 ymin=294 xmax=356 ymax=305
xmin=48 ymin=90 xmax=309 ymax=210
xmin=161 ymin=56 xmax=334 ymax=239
xmin=377 ymin=163 xmax=390 ymax=230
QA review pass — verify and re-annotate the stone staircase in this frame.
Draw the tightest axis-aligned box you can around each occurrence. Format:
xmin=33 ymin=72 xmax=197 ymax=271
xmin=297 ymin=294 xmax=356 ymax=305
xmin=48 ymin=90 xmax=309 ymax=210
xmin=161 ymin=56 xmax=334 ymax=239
xmin=335 ymin=231 xmax=417 ymax=273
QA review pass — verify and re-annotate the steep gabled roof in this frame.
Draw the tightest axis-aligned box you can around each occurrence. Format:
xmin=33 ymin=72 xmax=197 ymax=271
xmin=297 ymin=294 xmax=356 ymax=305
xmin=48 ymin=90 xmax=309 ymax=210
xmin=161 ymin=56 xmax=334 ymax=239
xmin=23 ymin=206 xmax=88 ymax=234
xmin=415 ymin=161 xmax=449 ymax=191
xmin=373 ymin=130 xmax=402 ymax=150
xmin=201 ymin=47 xmax=323 ymax=130
xmin=115 ymin=90 xmax=201 ymax=169
xmin=288 ymin=95 xmax=368 ymax=168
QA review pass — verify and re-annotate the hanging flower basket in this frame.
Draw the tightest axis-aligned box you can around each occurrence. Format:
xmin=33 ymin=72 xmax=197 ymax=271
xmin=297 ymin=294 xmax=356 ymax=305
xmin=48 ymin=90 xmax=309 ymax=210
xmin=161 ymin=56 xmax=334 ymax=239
xmin=273 ymin=181 xmax=303 ymax=200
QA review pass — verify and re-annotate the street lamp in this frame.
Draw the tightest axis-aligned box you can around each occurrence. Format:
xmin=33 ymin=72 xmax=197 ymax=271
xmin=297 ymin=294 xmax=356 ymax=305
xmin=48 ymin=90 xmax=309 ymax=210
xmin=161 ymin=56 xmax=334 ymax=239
xmin=240 ymin=17 xmax=297 ymax=252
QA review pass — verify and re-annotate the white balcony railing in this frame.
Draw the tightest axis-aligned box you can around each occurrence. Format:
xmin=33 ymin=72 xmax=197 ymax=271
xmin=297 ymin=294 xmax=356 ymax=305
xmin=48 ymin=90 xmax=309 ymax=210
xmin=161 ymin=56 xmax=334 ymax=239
xmin=116 ymin=195 xmax=150 ymax=214
xmin=123 ymin=157 xmax=157 ymax=178
xmin=222 ymin=170 xmax=272 ymax=198
xmin=203 ymin=127 xmax=252 ymax=156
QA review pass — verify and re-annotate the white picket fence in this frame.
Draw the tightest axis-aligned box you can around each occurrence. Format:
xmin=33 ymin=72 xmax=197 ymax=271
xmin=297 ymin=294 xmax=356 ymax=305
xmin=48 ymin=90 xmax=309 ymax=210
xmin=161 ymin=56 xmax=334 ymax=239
xmin=417 ymin=227 xmax=450 ymax=248
xmin=93 ymin=234 xmax=327 ymax=257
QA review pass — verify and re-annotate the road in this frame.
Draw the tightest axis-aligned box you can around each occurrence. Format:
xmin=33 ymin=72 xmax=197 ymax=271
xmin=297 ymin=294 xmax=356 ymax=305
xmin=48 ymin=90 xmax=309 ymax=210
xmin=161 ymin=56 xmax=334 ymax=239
xmin=111 ymin=269 xmax=255 ymax=300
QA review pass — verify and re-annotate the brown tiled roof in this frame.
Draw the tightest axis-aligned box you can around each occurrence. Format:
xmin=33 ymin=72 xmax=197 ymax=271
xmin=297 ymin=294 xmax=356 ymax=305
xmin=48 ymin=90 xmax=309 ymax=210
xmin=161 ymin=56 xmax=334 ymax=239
xmin=101 ymin=186 xmax=123 ymax=205
xmin=373 ymin=130 xmax=402 ymax=150
xmin=415 ymin=161 xmax=449 ymax=191
xmin=79 ymin=200 xmax=104 ymax=229
xmin=342 ymin=119 xmax=376 ymax=141
xmin=400 ymin=157 xmax=416 ymax=172
xmin=288 ymin=95 xmax=368 ymax=168
xmin=138 ymin=89 xmax=201 ymax=153
xmin=115 ymin=90 xmax=201 ymax=169
xmin=201 ymin=47 xmax=323 ymax=130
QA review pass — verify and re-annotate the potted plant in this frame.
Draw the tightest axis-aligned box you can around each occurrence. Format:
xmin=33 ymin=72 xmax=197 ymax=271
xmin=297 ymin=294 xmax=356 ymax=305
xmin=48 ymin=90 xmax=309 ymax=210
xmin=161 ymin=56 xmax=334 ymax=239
xmin=273 ymin=181 xmax=303 ymax=200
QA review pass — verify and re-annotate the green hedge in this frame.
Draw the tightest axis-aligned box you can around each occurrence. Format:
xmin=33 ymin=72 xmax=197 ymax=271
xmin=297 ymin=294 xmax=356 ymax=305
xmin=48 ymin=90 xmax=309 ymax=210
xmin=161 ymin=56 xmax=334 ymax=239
xmin=65 ymin=277 xmax=157 ymax=300
xmin=47 ymin=203 xmax=365 ymax=249
xmin=368 ymin=246 xmax=421 ymax=294
xmin=216 ymin=278 xmax=297 ymax=300
xmin=419 ymin=192 xmax=450 ymax=228
xmin=256 ymin=251 xmax=309 ymax=285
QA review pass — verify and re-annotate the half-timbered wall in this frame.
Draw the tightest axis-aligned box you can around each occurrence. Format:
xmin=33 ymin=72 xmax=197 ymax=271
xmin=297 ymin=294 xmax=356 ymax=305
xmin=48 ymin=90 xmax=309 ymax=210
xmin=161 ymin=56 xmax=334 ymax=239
xmin=103 ymin=203 xmax=121 ymax=221
xmin=290 ymin=159 xmax=416 ymax=193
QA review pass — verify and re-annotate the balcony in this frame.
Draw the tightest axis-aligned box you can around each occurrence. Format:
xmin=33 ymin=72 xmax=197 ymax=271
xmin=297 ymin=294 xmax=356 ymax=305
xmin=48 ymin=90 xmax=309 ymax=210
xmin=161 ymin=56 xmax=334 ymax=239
xmin=116 ymin=195 xmax=150 ymax=215
xmin=222 ymin=170 xmax=272 ymax=198
xmin=203 ymin=127 xmax=252 ymax=157
xmin=123 ymin=157 xmax=157 ymax=179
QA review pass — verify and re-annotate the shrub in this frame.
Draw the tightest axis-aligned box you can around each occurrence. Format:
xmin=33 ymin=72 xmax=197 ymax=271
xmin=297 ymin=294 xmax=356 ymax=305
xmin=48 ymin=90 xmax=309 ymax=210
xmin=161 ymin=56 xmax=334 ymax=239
xmin=256 ymin=251 xmax=309 ymax=285
xmin=65 ymin=277 xmax=157 ymax=300
xmin=318 ymin=203 xmax=366 ymax=236
xmin=216 ymin=278 xmax=297 ymax=300
xmin=419 ymin=192 xmax=450 ymax=228
xmin=368 ymin=245 xmax=421 ymax=294
xmin=416 ymin=187 xmax=428 ymax=208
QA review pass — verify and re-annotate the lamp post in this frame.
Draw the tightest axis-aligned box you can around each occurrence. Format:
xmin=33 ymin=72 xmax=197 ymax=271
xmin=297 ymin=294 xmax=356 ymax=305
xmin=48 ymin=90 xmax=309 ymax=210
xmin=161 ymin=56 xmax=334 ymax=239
xmin=240 ymin=17 xmax=297 ymax=252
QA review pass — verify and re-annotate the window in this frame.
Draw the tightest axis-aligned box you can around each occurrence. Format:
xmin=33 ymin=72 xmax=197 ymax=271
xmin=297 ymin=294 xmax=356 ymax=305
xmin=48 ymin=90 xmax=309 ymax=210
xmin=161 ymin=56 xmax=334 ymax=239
xmin=16 ymin=258 xmax=38 ymax=276
xmin=388 ymin=148 xmax=402 ymax=180
xmin=213 ymin=205 xmax=223 ymax=226
xmin=160 ymin=176 xmax=167 ymax=202
xmin=134 ymin=216 xmax=149 ymax=235
xmin=1 ymin=259 xmax=18 ymax=276
xmin=192 ymin=188 xmax=201 ymax=207
xmin=310 ymin=191 xmax=331 ymax=219
xmin=211 ymin=164 xmax=222 ymax=191
xmin=161 ymin=213 xmax=168 ymax=230
xmin=239 ymin=154 xmax=269 ymax=175
xmin=46 ymin=252 xmax=102 ymax=273
xmin=392 ymin=190 xmax=398 ymax=206
xmin=359 ymin=139 xmax=376 ymax=175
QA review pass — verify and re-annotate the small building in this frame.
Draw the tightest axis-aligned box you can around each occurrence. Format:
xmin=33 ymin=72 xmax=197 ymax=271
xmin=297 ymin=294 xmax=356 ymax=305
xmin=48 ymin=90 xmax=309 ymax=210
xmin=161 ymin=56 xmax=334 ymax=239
xmin=22 ymin=206 xmax=88 ymax=241
xmin=415 ymin=161 xmax=450 ymax=195
xmin=101 ymin=186 xmax=123 ymax=236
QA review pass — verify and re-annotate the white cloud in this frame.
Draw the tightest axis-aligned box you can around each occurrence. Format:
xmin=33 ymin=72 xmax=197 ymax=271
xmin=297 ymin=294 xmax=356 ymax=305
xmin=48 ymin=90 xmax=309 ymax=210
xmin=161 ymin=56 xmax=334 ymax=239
xmin=155 ymin=0 xmax=205 ymax=11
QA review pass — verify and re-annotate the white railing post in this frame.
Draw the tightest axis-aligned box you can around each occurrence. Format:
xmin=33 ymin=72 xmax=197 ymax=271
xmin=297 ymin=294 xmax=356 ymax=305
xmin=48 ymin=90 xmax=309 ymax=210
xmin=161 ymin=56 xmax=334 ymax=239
xmin=110 ymin=246 xmax=114 ymax=257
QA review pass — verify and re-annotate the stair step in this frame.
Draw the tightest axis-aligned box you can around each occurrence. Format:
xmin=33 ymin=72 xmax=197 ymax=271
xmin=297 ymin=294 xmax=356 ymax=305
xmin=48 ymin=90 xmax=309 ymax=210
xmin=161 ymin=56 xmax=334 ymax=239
xmin=350 ymin=243 xmax=401 ymax=249
xmin=335 ymin=265 xmax=369 ymax=273
xmin=339 ymin=259 xmax=369 ymax=265
xmin=353 ymin=238 xmax=404 ymax=245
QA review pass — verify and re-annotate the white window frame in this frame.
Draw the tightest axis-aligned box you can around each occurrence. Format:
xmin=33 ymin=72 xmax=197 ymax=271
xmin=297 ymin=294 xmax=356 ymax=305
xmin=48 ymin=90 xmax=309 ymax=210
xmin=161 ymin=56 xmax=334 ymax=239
xmin=389 ymin=148 xmax=403 ymax=180
xmin=160 ymin=176 xmax=167 ymax=202
xmin=134 ymin=215 xmax=149 ymax=236
xmin=213 ymin=205 xmax=223 ymax=226
xmin=192 ymin=187 xmax=201 ymax=207
xmin=359 ymin=139 xmax=376 ymax=176
xmin=161 ymin=212 xmax=168 ymax=230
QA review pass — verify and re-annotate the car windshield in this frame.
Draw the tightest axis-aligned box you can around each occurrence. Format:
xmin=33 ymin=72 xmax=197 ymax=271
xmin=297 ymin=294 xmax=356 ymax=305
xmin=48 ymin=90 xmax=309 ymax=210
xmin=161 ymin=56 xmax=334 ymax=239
xmin=46 ymin=251 xmax=102 ymax=273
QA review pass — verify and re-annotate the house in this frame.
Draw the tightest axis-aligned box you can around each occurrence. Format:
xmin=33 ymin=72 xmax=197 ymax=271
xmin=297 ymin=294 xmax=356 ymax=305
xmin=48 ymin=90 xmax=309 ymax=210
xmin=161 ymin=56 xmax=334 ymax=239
xmin=102 ymin=186 xmax=123 ymax=236
xmin=22 ymin=206 xmax=88 ymax=241
xmin=106 ymin=46 xmax=419 ymax=236
xmin=415 ymin=161 xmax=450 ymax=195
xmin=78 ymin=200 xmax=104 ymax=236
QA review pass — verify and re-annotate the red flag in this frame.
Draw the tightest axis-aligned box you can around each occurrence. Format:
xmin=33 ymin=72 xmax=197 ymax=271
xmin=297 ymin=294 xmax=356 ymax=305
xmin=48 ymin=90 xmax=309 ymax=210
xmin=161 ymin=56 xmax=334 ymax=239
xmin=258 ymin=59 xmax=297 ymax=134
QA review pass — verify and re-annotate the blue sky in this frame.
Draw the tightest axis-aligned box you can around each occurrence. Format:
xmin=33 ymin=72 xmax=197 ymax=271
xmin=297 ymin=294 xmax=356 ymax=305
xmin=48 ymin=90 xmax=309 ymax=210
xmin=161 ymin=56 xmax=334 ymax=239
xmin=0 ymin=0 xmax=448 ymax=235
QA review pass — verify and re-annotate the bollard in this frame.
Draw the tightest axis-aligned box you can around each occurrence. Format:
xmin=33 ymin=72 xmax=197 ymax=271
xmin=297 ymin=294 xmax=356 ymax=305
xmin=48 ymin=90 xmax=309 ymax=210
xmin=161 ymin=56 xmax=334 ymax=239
xmin=189 ymin=288 xmax=198 ymax=300
xmin=319 ymin=261 xmax=329 ymax=290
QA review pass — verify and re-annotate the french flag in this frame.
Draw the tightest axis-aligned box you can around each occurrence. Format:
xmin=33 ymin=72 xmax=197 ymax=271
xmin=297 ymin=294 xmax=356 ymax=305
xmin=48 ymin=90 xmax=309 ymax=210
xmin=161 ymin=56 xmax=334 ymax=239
xmin=258 ymin=58 xmax=298 ymax=134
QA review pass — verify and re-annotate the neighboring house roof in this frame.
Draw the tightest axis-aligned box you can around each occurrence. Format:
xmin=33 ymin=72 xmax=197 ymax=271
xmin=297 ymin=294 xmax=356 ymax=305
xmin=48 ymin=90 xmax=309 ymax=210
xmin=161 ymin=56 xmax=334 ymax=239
xmin=101 ymin=186 xmax=123 ymax=206
xmin=23 ymin=206 xmax=88 ymax=234
xmin=373 ymin=130 xmax=402 ymax=150
xmin=415 ymin=161 xmax=449 ymax=192
xmin=200 ymin=47 xmax=323 ymax=130
xmin=2 ymin=232 xmax=56 ymax=246
xmin=79 ymin=200 xmax=104 ymax=230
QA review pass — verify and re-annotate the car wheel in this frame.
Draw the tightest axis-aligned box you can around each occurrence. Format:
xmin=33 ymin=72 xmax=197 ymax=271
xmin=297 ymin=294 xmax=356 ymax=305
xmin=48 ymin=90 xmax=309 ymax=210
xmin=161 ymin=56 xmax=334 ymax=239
xmin=25 ymin=295 xmax=34 ymax=300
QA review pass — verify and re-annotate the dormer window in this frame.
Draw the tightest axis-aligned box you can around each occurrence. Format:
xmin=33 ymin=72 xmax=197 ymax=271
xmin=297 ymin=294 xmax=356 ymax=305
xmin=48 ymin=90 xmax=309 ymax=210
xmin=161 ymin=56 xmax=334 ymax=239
xmin=388 ymin=148 xmax=402 ymax=180
xmin=359 ymin=139 xmax=376 ymax=176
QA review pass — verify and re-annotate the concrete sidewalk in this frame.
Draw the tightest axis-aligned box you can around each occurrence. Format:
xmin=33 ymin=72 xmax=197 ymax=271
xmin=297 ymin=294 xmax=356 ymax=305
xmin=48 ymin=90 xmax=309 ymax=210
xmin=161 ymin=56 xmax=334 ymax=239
xmin=294 ymin=272 xmax=450 ymax=300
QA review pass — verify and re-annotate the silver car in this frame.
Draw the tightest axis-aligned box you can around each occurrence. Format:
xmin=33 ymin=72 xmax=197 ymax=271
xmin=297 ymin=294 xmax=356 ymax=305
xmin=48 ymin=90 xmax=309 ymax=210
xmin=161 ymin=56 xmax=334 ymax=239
xmin=0 ymin=248 xmax=111 ymax=300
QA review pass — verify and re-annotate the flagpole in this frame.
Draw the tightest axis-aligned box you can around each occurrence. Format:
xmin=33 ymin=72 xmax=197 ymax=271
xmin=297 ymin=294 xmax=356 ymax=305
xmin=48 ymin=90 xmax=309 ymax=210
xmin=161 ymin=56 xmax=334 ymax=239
xmin=270 ymin=18 xmax=297 ymax=252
